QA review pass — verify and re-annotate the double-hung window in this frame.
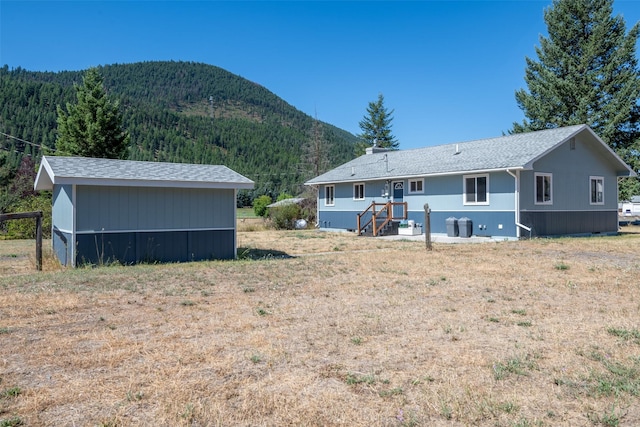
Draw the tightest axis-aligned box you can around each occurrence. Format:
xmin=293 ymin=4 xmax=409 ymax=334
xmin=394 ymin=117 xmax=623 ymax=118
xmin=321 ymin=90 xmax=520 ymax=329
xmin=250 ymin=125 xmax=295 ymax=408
xmin=590 ymin=176 xmax=604 ymax=205
xmin=463 ymin=174 xmax=489 ymax=205
xmin=408 ymin=179 xmax=424 ymax=194
xmin=324 ymin=185 xmax=335 ymax=206
xmin=353 ymin=183 xmax=365 ymax=200
xmin=535 ymin=173 xmax=552 ymax=205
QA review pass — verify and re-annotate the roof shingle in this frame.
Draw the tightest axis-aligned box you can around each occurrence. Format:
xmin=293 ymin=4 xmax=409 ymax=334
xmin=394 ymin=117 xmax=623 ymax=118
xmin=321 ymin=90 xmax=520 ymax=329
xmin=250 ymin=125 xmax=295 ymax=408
xmin=35 ymin=156 xmax=254 ymax=190
xmin=305 ymin=125 xmax=633 ymax=184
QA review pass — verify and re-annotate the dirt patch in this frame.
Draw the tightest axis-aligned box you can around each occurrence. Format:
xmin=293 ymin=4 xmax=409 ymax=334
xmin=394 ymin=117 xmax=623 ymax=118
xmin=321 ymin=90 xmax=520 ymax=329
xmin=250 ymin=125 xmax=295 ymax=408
xmin=0 ymin=230 xmax=639 ymax=426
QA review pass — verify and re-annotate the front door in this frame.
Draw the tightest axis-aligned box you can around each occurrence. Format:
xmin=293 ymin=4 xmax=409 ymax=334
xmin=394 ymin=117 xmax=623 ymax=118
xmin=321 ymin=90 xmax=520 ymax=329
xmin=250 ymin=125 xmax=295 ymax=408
xmin=393 ymin=181 xmax=404 ymax=219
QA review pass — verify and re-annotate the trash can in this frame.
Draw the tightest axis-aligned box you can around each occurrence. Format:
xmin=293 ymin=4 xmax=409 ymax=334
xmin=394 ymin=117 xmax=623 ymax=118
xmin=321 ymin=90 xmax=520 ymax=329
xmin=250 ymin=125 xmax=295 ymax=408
xmin=458 ymin=217 xmax=472 ymax=238
xmin=446 ymin=217 xmax=459 ymax=237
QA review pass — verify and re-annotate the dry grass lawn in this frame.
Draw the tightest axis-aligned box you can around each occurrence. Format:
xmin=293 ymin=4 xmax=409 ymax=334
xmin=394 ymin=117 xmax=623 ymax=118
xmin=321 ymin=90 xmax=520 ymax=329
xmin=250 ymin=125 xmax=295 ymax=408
xmin=1 ymin=226 xmax=639 ymax=426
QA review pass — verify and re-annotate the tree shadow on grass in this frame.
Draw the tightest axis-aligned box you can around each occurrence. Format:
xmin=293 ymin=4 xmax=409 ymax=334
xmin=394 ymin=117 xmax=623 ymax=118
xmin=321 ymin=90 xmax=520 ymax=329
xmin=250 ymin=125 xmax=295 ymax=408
xmin=237 ymin=247 xmax=294 ymax=260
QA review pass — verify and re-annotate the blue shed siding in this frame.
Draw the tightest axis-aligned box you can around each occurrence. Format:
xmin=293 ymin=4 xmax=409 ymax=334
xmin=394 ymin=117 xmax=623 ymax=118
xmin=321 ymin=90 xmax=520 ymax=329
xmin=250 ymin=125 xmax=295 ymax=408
xmin=52 ymin=184 xmax=73 ymax=233
xmin=75 ymin=186 xmax=235 ymax=232
xmin=52 ymin=229 xmax=72 ymax=266
xmin=51 ymin=184 xmax=238 ymax=266
xmin=75 ymin=229 xmax=235 ymax=266
xmin=51 ymin=185 xmax=74 ymax=266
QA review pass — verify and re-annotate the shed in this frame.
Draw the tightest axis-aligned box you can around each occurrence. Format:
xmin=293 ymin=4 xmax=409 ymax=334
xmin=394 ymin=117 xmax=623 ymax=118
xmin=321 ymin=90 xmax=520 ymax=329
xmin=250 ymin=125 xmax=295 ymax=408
xmin=34 ymin=156 xmax=254 ymax=267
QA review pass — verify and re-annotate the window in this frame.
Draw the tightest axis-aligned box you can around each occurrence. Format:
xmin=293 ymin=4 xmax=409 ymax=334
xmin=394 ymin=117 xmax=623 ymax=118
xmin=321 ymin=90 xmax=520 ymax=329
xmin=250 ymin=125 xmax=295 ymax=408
xmin=535 ymin=173 xmax=552 ymax=205
xmin=590 ymin=176 xmax=604 ymax=205
xmin=353 ymin=183 xmax=365 ymax=200
xmin=324 ymin=185 xmax=334 ymax=206
xmin=463 ymin=174 xmax=488 ymax=205
xmin=408 ymin=179 xmax=424 ymax=194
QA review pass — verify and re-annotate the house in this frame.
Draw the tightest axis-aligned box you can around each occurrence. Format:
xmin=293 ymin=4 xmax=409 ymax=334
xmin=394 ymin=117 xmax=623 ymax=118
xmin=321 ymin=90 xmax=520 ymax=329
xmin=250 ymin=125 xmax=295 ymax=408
xmin=34 ymin=156 xmax=254 ymax=266
xmin=305 ymin=125 xmax=636 ymax=239
xmin=620 ymin=196 xmax=640 ymax=217
xmin=266 ymin=197 xmax=306 ymax=208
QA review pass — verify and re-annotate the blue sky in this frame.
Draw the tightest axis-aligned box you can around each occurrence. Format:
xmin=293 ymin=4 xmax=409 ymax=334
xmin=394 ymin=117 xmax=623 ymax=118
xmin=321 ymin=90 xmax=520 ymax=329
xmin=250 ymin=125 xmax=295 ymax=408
xmin=1 ymin=1 xmax=639 ymax=149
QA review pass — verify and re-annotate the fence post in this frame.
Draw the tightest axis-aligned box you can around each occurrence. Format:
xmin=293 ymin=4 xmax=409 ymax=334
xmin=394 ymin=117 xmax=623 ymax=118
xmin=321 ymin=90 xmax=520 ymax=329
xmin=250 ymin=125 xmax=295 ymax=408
xmin=36 ymin=212 xmax=43 ymax=271
xmin=424 ymin=203 xmax=432 ymax=251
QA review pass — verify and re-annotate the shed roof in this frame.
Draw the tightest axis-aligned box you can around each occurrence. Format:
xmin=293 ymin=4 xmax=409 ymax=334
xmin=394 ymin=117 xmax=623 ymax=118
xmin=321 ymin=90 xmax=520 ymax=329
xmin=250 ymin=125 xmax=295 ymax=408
xmin=305 ymin=125 xmax=636 ymax=185
xmin=34 ymin=156 xmax=254 ymax=191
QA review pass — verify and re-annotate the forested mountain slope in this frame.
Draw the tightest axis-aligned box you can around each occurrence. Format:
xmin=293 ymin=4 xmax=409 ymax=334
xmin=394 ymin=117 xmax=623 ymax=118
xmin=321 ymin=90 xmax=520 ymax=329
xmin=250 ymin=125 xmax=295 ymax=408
xmin=0 ymin=61 xmax=357 ymax=202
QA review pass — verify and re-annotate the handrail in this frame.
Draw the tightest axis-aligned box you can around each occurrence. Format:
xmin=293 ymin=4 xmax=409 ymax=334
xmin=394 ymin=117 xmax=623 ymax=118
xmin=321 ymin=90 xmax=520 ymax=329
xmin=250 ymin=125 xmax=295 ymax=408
xmin=373 ymin=203 xmax=392 ymax=236
xmin=356 ymin=201 xmax=408 ymax=236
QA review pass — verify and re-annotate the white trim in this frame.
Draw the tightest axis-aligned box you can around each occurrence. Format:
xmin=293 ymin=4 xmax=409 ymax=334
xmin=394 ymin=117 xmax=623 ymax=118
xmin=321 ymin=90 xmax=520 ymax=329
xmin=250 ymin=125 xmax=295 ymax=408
xmin=463 ymin=174 xmax=490 ymax=205
xmin=589 ymin=176 xmax=605 ymax=205
xmin=75 ymin=227 xmax=236 ymax=235
xmin=406 ymin=208 xmax=617 ymax=213
xmin=520 ymin=208 xmax=616 ymax=213
xmin=324 ymin=185 xmax=335 ymax=206
xmin=53 ymin=227 xmax=73 ymax=234
xmin=72 ymin=184 xmax=77 ymax=268
xmin=408 ymin=178 xmax=424 ymax=194
xmin=234 ymin=188 xmax=238 ymax=259
xmin=46 ymin=177 xmax=253 ymax=190
xmin=407 ymin=209 xmax=513 ymax=213
xmin=534 ymin=172 xmax=553 ymax=205
xmin=306 ymin=167 xmax=525 ymax=186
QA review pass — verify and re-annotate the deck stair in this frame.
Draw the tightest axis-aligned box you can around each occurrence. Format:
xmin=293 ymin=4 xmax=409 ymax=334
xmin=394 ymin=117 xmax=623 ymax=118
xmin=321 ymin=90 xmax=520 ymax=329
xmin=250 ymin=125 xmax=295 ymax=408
xmin=356 ymin=201 xmax=407 ymax=237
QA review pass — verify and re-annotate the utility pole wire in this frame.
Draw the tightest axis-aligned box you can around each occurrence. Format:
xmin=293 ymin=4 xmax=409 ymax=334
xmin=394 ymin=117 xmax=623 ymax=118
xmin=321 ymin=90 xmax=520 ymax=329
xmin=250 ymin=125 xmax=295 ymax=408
xmin=0 ymin=130 xmax=54 ymax=152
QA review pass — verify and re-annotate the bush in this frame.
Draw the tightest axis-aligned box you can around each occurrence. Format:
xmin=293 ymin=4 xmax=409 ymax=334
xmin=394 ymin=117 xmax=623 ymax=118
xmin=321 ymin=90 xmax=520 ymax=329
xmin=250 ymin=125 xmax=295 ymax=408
xmin=276 ymin=192 xmax=294 ymax=202
xmin=253 ymin=195 xmax=272 ymax=217
xmin=3 ymin=192 xmax=52 ymax=239
xmin=269 ymin=203 xmax=301 ymax=230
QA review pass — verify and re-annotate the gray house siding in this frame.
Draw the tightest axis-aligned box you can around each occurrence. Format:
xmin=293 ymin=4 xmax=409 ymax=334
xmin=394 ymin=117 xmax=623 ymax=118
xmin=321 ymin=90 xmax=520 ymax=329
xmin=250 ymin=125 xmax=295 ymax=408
xmin=518 ymin=136 xmax=620 ymax=236
xmin=519 ymin=211 xmax=617 ymax=236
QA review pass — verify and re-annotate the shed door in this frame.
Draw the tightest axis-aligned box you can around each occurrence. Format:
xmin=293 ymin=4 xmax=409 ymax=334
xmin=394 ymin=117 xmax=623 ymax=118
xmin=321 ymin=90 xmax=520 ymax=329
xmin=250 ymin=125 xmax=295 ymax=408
xmin=393 ymin=181 xmax=404 ymax=218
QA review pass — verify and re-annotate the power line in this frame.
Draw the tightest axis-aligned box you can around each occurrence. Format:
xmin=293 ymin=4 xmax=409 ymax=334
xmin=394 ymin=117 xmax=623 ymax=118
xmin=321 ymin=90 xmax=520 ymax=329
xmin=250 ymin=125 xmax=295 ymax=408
xmin=0 ymin=130 xmax=54 ymax=152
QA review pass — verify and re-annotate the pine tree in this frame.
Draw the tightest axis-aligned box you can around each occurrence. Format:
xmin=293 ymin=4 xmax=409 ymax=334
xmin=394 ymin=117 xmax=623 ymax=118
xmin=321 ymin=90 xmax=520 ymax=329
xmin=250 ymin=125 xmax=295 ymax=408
xmin=56 ymin=67 xmax=130 ymax=159
xmin=356 ymin=93 xmax=398 ymax=155
xmin=512 ymin=0 xmax=640 ymax=198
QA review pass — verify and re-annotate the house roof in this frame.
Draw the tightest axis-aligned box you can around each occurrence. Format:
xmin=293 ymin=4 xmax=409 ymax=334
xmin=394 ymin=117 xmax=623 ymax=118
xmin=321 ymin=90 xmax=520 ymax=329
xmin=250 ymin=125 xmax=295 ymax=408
xmin=267 ymin=197 xmax=305 ymax=208
xmin=305 ymin=125 xmax=636 ymax=185
xmin=34 ymin=156 xmax=255 ymax=191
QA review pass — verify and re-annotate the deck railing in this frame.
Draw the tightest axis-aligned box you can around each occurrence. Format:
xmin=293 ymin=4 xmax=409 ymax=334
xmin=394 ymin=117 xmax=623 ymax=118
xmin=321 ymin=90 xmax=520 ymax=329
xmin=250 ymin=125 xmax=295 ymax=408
xmin=356 ymin=201 xmax=408 ymax=236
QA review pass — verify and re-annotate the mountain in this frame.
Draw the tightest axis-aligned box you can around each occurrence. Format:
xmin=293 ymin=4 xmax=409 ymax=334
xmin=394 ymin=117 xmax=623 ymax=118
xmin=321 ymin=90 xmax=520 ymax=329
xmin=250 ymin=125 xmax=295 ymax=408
xmin=0 ymin=61 xmax=357 ymax=203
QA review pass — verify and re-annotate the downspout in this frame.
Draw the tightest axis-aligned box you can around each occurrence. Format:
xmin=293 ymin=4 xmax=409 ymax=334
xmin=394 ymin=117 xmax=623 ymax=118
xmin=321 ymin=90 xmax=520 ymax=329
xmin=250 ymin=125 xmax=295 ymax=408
xmin=506 ymin=169 xmax=531 ymax=238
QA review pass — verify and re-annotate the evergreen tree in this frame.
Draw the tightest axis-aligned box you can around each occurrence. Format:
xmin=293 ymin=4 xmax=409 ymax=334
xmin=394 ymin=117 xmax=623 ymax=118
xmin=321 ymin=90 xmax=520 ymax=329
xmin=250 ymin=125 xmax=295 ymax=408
xmin=56 ymin=67 xmax=130 ymax=158
xmin=355 ymin=93 xmax=398 ymax=155
xmin=512 ymin=0 xmax=640 ymax=198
